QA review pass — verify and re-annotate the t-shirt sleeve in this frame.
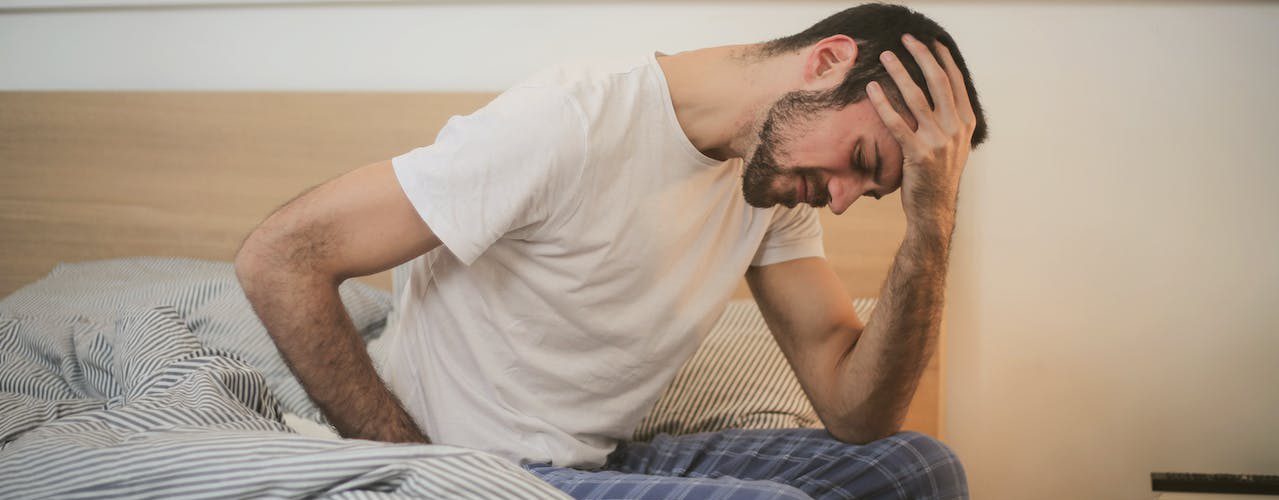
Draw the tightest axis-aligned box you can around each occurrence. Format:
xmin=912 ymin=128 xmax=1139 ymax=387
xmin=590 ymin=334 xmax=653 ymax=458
xmin=750 ymin=203 xmax=825 ymax=267
xmin=391 ymin=85 xmax=586 ymax=265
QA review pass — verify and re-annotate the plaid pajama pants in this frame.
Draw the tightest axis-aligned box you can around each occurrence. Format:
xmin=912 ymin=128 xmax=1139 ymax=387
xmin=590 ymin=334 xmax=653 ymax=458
xmin=524 ymin=429 xmax=967 ymax=500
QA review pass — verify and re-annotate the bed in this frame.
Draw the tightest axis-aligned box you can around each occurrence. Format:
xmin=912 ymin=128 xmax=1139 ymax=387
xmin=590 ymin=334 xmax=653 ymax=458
xmin=0 ymin=91 xmax=939 ymax=496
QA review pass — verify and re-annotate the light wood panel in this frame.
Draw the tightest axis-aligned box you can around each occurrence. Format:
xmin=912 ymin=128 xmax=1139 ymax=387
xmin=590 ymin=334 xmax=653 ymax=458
xmin=0 ymin=91 xmax=938 ymax=436
xmin=0 ymin=91 xmax=494 ymax=295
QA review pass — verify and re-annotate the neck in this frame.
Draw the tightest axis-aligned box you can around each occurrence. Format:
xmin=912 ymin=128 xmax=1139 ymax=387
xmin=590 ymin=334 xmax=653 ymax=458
xmin=656 ymin=44 xmax=799 ymax=162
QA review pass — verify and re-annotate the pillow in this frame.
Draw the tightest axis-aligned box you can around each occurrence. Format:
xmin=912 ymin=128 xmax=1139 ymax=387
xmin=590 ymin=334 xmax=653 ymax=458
xmin=632 ymin=297 xmax=877 ymax=442
xmin=0 ymin=257 xmax=393 ymax=421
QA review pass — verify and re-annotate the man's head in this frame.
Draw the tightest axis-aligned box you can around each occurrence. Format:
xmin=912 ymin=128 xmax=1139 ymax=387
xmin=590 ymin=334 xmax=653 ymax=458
xmin=741 ymin=3 xmax=989 ymax=214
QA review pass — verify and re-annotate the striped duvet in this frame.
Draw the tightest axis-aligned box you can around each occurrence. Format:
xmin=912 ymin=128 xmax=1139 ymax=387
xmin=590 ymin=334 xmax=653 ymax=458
xmin=0 ymin=258 xmax=567 ymax=499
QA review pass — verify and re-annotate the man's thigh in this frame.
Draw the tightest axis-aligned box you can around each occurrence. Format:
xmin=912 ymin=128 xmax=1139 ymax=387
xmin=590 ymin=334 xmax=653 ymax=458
xmin=604 ymin=428 xmax=967 ymax=500
xmin=523 ymin=465 xmax=810 ymax=500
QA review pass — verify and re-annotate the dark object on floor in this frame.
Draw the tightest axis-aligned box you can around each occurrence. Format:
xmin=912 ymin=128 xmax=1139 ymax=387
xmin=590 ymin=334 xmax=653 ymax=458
xmin=1151 ymin=472 xmax=1279 ymax=495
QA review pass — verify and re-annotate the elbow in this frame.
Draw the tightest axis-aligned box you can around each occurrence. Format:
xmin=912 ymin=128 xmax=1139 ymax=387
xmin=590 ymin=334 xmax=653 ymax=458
xmin=233 ymin=239 xmax=255 ymax=284
xmin=234 ymin=229 xmax=271 ymax=291
xmin=234 ymin=224 xmax=339 ymax=299
xmin=234 ymin=225 xmax=296 ymax=297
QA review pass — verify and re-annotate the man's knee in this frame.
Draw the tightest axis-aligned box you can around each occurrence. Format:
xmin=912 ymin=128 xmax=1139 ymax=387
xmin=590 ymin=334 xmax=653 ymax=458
xmin=845 ymin=431 xmax=968 ymax=499
xmin=723 ymin=481 xmax=813 ymax=500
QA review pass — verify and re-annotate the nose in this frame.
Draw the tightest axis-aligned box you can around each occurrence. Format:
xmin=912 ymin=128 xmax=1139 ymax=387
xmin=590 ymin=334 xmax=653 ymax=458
xmin=826 ymin=178 xmax=861 ymax=215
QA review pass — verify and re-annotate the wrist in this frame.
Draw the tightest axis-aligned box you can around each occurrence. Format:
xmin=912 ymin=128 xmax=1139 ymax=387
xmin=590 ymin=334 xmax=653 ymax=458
xmin=903 ymin=217 xmax=956 ymax=262
xmin=904 ymin=209 xmax=956 ymax=240
xmin=901 ymin=179 xmax=959 ymax=228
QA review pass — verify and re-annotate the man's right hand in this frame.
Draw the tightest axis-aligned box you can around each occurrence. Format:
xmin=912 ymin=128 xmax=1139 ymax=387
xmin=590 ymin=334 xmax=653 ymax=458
xmin=235 ymin=159 xmax=439 ymax=444
xmin=866 ymin=34 xmax=978 ymax=235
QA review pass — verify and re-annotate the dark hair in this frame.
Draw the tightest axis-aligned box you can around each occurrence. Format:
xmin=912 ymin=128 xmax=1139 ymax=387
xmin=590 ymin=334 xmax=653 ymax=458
xmin=759 ymin=3 xmax=988 ymax=147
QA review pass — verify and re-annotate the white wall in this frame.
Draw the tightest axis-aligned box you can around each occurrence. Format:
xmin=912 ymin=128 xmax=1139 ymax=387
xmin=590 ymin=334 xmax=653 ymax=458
xmin=940 ymin=4 xmax=1279 ymax=499
xmin=4 ymin=2 xmax=1277 ymax=499
xmin=1 ymin=2 xmax=876 ymax=91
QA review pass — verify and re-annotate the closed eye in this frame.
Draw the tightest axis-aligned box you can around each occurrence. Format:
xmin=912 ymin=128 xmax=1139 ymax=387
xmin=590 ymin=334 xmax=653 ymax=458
xmin=852 ymin=141 xmax=873 ymax=175
xmin=853 ymin=139 xmax=883 ymax=201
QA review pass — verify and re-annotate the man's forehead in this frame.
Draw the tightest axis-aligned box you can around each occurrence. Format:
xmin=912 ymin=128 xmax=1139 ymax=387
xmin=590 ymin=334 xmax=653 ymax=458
xmin=847 ymin=97 xmax=918 ymax=136
xmin=844 ymin=103 xmax=900 ymax=152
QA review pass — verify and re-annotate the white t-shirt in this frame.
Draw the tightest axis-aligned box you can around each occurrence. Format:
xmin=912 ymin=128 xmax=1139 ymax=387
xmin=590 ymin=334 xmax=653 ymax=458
xmin=381 ymin=52 xmax=824 ymax=468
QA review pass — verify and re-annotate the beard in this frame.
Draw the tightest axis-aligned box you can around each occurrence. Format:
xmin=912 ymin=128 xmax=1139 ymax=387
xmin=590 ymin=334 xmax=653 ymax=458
xmin=741 ymin=90 xmax=834 ymax=209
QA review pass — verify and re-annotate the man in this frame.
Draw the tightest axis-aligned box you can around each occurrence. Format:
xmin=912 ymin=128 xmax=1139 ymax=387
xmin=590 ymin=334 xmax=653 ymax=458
xmin=236 ymin=3 xmax=987 ymax=499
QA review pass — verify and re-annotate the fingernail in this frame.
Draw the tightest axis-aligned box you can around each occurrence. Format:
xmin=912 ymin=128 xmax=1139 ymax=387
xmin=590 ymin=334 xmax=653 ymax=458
xmin=880 ymin=51 xmax=895 ymax=62
xmin=903 ymin=33 xmax=916 ymax=43
xmin=867 ymin=81 xmax=880 ymax=93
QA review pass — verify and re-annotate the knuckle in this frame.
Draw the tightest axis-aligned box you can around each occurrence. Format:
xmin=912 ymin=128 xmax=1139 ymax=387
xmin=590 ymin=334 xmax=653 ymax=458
xmin=929 ymin=142 xmax=948 ymax=158
xmin=921 ymin=134 xmax=953 ymax=158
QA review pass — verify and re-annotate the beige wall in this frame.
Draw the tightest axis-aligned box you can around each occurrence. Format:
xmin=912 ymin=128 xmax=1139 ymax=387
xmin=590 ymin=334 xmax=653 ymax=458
xmin=3 ymin=2 xmax=1277 ymax=498
xmin=941 ymin=4 xmax=1279 ymax=499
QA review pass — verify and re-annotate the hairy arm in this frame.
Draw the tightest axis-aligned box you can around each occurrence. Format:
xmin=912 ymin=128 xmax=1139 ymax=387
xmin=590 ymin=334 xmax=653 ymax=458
xmin=748 ymin=35 xmax=976 ymax=443
xmin=235 ymin=159 xmax=439 ymax=443
xmin=746 ymin=236 xmax=948 ymax=444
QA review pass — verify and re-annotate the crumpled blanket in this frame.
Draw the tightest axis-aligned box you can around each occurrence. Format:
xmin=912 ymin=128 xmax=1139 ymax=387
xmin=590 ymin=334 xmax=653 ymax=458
xmin=0 ymin=258 xmax=566 ymax=499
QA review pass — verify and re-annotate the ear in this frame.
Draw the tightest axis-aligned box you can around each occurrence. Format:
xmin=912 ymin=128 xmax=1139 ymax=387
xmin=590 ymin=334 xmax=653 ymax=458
xmin=803 ymin=35 xmax=858 ymax=89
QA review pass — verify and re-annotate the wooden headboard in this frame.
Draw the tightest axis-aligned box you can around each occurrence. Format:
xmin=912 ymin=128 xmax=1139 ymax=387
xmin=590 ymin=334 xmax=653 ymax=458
xmin=0 ymin=91 xmax=932 ymax=433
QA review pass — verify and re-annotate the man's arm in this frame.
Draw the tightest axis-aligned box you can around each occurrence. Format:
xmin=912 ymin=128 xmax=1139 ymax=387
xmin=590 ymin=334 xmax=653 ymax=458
xmin=747 ymin=247 xmax=947 ymax=444
xmin=746 ymin=36 xmax=978 ymax=444
xmin=235 ymin=159 xmax=439 ymax=443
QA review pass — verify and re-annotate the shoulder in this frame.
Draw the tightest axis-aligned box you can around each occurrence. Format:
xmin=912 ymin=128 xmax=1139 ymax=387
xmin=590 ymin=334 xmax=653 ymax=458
xmin=439 ymin=83 xmax=587 ymax=174
xmin=517 ymin=53 xmax=661 ymax=117
xmin=519 ymin=53 xmax=657 ymax=92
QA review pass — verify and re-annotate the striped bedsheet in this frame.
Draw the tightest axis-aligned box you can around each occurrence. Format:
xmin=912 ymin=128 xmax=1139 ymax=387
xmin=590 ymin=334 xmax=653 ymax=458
xmin=631 ymin=297 xmax=876 ymax=441
xmin=0 ymin=258 xmax=567 ymax=499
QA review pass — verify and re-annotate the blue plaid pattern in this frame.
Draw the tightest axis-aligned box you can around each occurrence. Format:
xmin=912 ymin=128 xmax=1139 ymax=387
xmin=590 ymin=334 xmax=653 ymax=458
xmin=525 ymin=429 xmax=967 ymax=499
